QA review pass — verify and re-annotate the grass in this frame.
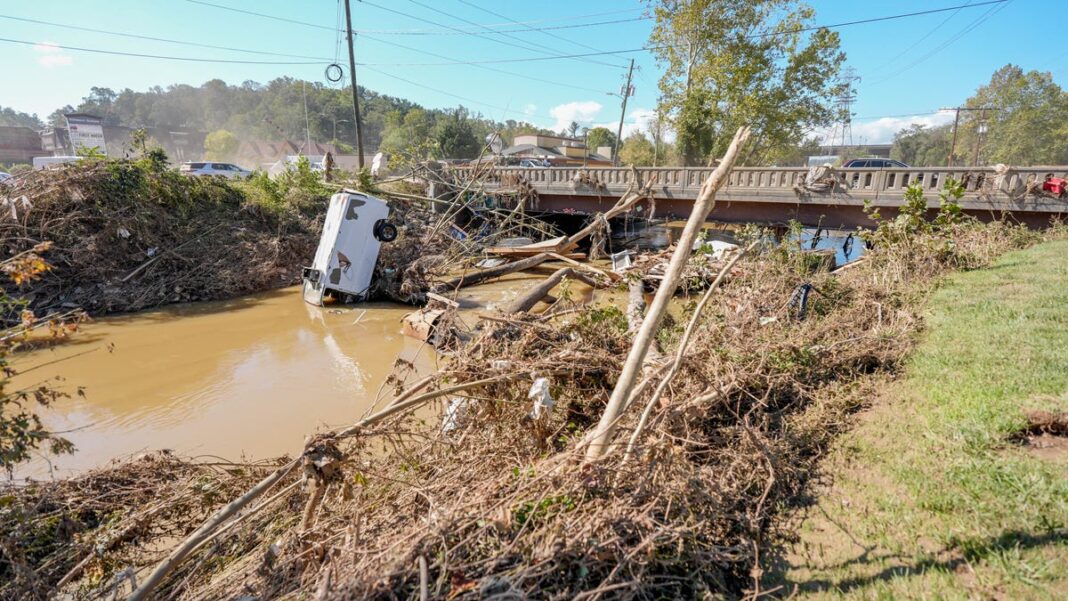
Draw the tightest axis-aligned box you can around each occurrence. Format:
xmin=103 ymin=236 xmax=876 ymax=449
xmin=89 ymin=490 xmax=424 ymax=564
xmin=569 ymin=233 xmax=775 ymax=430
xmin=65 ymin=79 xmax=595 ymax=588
xmin=772 ymin=239 xmax=1068 ymax=600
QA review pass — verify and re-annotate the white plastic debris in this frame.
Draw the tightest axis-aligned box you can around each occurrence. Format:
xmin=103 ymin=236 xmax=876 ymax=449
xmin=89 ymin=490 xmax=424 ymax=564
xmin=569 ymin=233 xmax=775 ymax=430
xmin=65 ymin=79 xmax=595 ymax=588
xmin=117 ymin=227 xmax=131 ymax=239
xmin=491 ymin=359 xmax=512 ymax=371
xmin=442 ymin=397 xmax=470 ymax=433
xmin=527 ymin=377 xmax=554 ymax=420
xmin=693 ymin=239 xmax=740 ymax=260
xmin=147 ymin=247 xmax=159 ymax=257
xmin=611 ymin=250 xmax=633 ymax=273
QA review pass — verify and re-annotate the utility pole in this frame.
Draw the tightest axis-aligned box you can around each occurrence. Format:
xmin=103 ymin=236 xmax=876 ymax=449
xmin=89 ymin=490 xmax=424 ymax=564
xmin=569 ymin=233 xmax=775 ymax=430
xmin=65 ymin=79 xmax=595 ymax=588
xmin=612 ymin=59 xmax=635 ymax=167
xmin=973 ymin=108 xmax=988 ymax=167
xmin=343 ymin=0 xmax=365 ymax=168
xmin=941 ymin=106 xmax=997 ymax=167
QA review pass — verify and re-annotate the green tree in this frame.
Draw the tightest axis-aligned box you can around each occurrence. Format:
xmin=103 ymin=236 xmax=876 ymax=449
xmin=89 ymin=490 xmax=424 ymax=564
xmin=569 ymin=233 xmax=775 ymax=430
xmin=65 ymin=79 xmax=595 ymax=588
xmin=435 ymin=109 xmax=480 ymax=159
xmin=0 ymin=106 xmax=44 ymax=129
xmin=647 ymin=0 xmax=844 ymax=165
xmin=204 ymin=129 xmax=240 ymax=161
xmin=619 ymin=132 xmax=657 ymax=166
xmin=955 ymin=64 xmax=1068 ymax=166
xmin=585 ymin=127 xmax=617 ymax=153
xmin=891 ymin=124 xmax=951 ymax=167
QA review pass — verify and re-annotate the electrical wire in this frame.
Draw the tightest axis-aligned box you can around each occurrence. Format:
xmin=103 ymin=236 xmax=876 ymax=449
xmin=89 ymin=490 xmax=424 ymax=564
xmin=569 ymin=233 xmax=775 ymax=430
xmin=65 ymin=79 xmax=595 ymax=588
xmin=360 ymin=64 xmax=524 ymax=118
xmin=454 ymin=0 xmax=632 ymax=68
xmin=865 ymin=1 xmax=972 ymax=76
xmin=0 ymin=36 xmax=323 ymax=64
xmin=364 ymin=0 xmax=624 ymax=69
xmin=0 ymin=13 xmax=333 ymax=61
xmin=357 ymin=0 xmax=1010 ymax=67
xmin=357 ymin=33 xmax=608 ymax=95
xmin=866 ymin=0 xmax=1011 ymax=86
xmin=184 ymin=0 xmax=646 ymax=36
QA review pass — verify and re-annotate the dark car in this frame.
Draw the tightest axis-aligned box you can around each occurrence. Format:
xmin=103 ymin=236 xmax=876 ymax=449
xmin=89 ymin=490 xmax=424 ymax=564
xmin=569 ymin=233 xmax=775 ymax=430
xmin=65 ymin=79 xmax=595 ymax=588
xmin=842 ymin=158 xmax=909 ymax=168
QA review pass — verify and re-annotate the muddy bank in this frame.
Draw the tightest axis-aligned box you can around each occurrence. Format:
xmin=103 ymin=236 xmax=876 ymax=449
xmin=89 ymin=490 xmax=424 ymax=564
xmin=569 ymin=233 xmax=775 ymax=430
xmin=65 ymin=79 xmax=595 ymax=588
xmin=0 ymin=159 xmax=324 ymax=319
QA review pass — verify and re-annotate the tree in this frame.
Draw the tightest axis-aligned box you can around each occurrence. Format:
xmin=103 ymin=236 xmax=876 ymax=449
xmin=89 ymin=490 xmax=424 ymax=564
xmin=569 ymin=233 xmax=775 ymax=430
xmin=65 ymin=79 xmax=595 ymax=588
xmin=0 ymin=106 xmax=44 ymax=129
xmin=619 ymin=132 xmax=657 ymax=166
xmin=204 ymin=129 xmax=240 ymax=161
xmin=954 ymin=64 xmax=1068 ymax=166
xmin=891 ymin=124 xmax=951 ymax=167
xmin=585 ymin=127 xmax=617 ymax=153
xmin=435 ymin=108 xmax=480 ymax=159
xmin=647 ymin=0 xmax=844 ymax=165
xmin=565 ymin=121 xmax=581 ymax=138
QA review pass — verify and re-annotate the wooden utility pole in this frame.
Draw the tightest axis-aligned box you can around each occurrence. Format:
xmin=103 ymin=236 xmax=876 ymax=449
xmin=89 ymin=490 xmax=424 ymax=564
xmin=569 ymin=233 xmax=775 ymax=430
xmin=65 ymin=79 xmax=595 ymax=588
xmin=942 ymin=106 xmax=997 ymax=167
xmin=343 ymin=0 xmax=365 ymax=168
xmin=612 ymin=59 xmax=635 ymax=167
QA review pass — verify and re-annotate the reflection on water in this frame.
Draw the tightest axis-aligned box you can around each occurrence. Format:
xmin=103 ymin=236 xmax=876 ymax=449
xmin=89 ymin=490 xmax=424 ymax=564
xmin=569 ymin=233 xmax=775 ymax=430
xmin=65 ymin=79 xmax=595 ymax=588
xmin=12 ymin=277 xmax=548 ymax=479
xmin=797 ymin=228 xmax=866 ymax=266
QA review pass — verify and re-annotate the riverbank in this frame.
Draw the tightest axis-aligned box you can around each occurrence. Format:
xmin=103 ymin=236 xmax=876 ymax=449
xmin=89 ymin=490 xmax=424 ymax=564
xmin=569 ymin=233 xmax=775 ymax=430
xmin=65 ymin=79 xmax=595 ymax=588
xmin=773 ymin=240 xmax=1068 ymax=598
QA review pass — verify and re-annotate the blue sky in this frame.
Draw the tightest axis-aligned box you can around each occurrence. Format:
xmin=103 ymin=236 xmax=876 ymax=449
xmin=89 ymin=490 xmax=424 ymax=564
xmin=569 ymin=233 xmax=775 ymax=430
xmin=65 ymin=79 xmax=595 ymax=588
xmin=2 ymin=0 xmax=1063 ymax=143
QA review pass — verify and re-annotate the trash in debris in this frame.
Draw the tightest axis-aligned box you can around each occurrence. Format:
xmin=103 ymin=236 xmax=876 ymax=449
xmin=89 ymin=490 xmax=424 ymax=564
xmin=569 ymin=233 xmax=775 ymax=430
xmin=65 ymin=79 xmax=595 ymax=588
xmin=400 ymin=292 xmax=460 ymax=345
xmin=441 ymin=397 xmax=470 ymax=433
xmin=611 ymin=250 xmax=633 ymax=272
xmin=693 ymin=239 xmax=739 ymax=260
xmin=477 ymin=257 xmax=508 ymax=269
xmin=527 ymin=377 xmax=554 ymax=420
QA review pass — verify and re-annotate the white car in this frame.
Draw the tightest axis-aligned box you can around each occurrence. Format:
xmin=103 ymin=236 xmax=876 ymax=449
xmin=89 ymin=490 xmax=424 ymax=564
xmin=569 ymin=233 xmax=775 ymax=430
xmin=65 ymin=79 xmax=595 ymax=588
xmin=180 ymin=161 xmax=252 ymax=179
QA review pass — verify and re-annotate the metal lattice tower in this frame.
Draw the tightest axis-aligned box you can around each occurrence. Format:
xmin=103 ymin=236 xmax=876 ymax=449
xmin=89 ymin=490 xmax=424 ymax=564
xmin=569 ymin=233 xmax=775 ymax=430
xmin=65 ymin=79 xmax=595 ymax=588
xmin=830 ymin=67 xmax=861 ymax=152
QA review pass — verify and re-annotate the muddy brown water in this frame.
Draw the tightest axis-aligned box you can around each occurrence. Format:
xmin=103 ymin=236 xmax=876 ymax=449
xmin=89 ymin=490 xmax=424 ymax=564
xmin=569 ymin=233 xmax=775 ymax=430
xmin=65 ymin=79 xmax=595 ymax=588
xmin=12 ymin=274 xmax=590 ymax=480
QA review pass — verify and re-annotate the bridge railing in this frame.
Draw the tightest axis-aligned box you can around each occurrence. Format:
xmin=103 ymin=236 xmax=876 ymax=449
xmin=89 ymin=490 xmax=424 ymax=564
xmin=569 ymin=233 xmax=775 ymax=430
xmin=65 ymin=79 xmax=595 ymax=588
xmin=455 ymin=165 xmax=1068 ymax=203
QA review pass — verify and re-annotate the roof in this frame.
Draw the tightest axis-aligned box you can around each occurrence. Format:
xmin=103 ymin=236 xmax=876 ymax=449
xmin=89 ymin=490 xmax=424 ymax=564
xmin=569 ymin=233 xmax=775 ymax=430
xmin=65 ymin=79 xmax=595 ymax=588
xmin=500 ymin=144 xmax=564 ymax=158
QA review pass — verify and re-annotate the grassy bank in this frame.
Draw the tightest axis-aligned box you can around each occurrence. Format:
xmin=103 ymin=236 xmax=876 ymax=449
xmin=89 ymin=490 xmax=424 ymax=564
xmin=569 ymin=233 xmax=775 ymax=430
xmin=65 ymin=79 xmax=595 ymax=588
xmin=775 ymin=239 xmax=1068 ymax=599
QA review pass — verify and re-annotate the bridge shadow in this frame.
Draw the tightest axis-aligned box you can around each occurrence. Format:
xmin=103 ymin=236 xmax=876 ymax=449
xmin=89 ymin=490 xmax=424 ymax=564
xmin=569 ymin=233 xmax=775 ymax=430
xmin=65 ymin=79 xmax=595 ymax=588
xmin=766 ymin=527 xmax=1067 ymax=595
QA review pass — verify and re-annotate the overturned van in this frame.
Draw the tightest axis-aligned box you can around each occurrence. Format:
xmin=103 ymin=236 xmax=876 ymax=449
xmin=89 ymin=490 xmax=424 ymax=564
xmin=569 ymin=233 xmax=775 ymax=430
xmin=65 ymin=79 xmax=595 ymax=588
xmin=302 ymin=190 xmax=398 ymax=306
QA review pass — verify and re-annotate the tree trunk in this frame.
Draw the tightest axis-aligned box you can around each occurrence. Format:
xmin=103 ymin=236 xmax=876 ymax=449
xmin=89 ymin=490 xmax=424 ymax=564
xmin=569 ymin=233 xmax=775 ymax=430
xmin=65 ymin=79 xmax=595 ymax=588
xmin=584 ymin=126 xmax=751 ymax=461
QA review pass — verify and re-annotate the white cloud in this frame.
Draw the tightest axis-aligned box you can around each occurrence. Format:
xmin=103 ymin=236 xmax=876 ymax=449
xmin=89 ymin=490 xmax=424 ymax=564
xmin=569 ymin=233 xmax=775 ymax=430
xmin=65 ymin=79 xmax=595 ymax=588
xmin=522 ymin=104 xmax=538 ymax=117
xmin=549 ymin=101 xmax=603 ymax=132
xmin=816 ymin=111 xmax=957 ymax=145
xmin=592 ymin=107 xmax=658 ymax=139
xmin=34 ymin=41 xmax=73 ymax=68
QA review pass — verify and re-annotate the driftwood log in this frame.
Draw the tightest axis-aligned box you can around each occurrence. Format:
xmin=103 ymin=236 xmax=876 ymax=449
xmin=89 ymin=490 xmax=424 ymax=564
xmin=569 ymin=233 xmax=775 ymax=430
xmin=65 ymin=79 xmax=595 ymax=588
xmin=584 ymin=126 xmax=752 ymax=461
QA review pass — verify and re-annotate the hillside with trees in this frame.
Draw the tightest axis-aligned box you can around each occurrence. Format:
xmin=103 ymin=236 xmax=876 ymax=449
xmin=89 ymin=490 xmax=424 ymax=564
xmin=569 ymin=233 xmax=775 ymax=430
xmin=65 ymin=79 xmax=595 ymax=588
xmin=41 ymin=79 xmax=554 ymax=160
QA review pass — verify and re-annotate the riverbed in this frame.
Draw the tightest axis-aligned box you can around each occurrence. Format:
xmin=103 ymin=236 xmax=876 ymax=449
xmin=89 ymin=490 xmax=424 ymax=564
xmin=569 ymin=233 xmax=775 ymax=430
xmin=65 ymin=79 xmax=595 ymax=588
xmin=11 ymin=276 xmax=560 ymax=480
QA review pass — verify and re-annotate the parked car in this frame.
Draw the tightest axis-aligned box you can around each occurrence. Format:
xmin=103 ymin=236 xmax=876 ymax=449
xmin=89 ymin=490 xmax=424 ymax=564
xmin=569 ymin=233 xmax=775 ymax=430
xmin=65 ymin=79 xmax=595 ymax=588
xmin=519 ymin=159 xmax=550 ymax=168
xmin=180 ymin=161 xmax=252 ymax=179
xmin=842 ymin=158 xmax=909 ymax=169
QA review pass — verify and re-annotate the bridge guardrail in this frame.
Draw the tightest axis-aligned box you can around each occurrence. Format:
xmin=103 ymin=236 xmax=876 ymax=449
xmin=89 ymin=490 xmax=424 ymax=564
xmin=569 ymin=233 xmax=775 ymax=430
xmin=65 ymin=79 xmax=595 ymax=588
xmin=454 ymin=165 xmax=1068 ymax=211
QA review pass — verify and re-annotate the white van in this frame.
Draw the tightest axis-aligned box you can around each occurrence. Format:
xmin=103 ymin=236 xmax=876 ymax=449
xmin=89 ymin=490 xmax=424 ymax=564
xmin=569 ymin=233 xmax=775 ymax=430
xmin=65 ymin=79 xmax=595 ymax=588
xmin=302 ymin=190 xmax=398 ymax=305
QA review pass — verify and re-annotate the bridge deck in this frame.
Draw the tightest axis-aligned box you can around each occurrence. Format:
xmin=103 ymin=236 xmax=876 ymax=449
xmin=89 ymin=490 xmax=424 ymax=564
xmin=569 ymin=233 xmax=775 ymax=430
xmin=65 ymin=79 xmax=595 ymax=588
xmin=456 ymin=166 xmax=1068 ymax=228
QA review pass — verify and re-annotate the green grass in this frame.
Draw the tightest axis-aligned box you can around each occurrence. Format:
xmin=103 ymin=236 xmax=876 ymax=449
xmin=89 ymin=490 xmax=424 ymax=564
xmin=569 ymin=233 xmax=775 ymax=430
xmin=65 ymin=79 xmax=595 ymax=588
xmin=773 ymin=240 xmax=1068 ymax=600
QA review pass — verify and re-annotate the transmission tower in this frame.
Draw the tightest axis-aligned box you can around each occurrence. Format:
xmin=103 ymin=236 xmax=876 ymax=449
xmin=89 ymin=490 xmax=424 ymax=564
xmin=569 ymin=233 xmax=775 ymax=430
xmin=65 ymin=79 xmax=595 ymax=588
xmin=829 ymin=67 xmax=861 ymax=153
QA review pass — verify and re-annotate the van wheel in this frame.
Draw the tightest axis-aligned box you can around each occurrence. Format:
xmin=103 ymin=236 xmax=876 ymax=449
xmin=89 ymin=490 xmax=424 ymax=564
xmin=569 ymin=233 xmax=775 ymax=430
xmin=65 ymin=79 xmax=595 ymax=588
xmin=374 ymin=220 xmax=398 ymax=242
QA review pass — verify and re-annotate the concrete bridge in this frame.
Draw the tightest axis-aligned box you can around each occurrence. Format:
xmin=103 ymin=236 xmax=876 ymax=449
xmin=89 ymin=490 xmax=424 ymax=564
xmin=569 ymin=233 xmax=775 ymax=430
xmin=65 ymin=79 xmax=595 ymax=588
xmin=455 ymin=165 xmax=1068 ymax=228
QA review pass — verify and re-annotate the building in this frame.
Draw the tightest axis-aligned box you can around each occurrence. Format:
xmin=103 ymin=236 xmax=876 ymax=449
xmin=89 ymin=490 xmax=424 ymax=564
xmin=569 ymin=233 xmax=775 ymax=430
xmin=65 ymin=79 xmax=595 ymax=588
xmin=41 ymin=115 xmax=206 ymax=163
xmin=0 ymin=126 xmax=48 ymax=165
xmin=500 ymin=134 xmax=613 ymax=166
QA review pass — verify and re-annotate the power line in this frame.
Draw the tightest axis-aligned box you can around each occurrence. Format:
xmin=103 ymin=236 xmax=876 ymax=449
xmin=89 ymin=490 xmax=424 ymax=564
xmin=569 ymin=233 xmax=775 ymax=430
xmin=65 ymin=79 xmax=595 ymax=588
xmin=184 ymin=0 xmax=646 ymax=36
xmin=367 ymin=15 xmax=651 ymax=36
xmin=867 ymin=1 xmax=1011 ymax=85
xmin=0 ymin=36 xmax=324 ymax=65
xmin=361 ymin=64 xmax=525 ymax=118
xmin=360 ymin=1 xmax=1010 ymax=67
xmin=362 ymin=0 xmax=624 ymax=69
xmin=0 ymin=14 xmax=334 ymax=61
xmin=357 ymin=33 xmax=608 ymax=95
xmin=865 ymin=1 xmax=972 ymax=76
xmin=452 ymin=0 xmax=632 ymax=68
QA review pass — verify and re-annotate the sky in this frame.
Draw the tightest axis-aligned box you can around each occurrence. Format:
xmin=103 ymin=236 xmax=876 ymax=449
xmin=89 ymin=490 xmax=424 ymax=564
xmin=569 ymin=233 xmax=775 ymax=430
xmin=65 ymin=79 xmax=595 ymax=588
xmin=1 ymin=0 xmax=1065 ymax=144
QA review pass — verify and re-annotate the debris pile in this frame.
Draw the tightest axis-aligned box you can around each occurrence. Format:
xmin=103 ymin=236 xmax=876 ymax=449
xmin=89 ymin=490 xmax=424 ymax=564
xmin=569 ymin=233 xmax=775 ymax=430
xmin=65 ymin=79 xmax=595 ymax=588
xmin=0 ymin=160 xmax=323 ymax=319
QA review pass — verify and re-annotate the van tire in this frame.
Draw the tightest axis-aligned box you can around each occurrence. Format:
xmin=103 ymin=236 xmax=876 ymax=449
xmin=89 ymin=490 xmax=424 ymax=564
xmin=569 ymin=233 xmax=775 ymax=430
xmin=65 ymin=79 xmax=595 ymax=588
xmin=373 ymin=220 xmax=398 ymax=242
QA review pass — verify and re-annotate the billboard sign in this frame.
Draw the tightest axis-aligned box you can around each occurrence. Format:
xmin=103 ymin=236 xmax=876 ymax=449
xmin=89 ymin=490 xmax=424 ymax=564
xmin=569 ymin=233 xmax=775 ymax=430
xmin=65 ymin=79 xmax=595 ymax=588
xmin=65 ymin=114 xmax=107 ymax=155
